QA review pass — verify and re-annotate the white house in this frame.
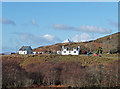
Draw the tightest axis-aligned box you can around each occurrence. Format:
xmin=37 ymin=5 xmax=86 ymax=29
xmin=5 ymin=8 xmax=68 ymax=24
xmin=57 ymin=46 xmax=80 ymax=55
xmin=19 ymin=46 xmax=33 ymax=55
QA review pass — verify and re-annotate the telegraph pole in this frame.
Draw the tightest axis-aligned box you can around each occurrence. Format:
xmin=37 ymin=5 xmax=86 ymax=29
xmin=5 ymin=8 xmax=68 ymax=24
xmin=92 ymin=33 xmax=94 ymax=52
xmin=90 ymin=32 xmax=94 ymax=53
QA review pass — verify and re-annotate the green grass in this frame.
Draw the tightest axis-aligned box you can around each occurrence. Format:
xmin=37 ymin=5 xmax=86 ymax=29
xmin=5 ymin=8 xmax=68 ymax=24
xmin=20 ymin=54 xmax=118 ymax=67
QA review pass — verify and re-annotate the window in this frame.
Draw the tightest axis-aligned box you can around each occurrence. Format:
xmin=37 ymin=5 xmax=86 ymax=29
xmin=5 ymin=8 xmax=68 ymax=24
xmin=67 ymin=48 xmax=68 ymax=51
xmin=74 ymin=51 xmax=76 ymax=53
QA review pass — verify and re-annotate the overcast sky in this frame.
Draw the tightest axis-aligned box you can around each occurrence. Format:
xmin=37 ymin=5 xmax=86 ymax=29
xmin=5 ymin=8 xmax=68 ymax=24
xmin=1 ymin=2 xmax=118 ymax=52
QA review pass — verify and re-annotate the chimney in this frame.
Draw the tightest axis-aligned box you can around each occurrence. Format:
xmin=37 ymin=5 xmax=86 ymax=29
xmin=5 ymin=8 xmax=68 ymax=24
xmin=62 ymin=46 xmax=64 ymax=49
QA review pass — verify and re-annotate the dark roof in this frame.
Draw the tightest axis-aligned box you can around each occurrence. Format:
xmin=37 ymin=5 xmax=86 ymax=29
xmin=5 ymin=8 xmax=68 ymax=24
xmin=63 ymin=47 xmax=78 ymax=50
xmin=19 ymin=46 xmax=32 ymax=51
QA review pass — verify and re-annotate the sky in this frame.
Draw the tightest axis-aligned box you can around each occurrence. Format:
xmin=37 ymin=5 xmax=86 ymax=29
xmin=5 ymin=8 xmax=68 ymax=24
xmin=1 ymin=2 xmax=118 ymax=53
xmin=1 ymin=0 xmax=120 ymax=2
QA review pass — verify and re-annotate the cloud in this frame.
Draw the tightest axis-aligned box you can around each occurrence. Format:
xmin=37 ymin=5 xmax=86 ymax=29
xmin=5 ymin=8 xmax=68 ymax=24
xmin=43 ymin=34 xmax=54 ymax=41
xmin=0 ymin=18 xmax=16 ymax=25
xmin=72 ymin=33 xmax=93 ymax=42
xmin=43 ymin=34 xmax=61 ymax=43
xmin=53 ymin=24 xmax=75 ymax=30
xmin=12 ymin=32 xmax=61 ymax=46
xmin=31 ymin=19 xmax=39 ymax=27
xmin=22 ymin=19 xmax=39 ymax=27
xmin=53 ymin=24 xmax=112 ymax=34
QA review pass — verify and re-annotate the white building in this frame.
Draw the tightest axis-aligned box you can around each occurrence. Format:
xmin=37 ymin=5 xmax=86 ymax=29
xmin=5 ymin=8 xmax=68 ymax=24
xmin=19 ymin=46 xmax=33 ymax=55
xmin=57 ymin=46 xmax=80 ymax=55
xmin=33 ymin=51 xmax=43 ymax=55
xmin=33 ymin=49 xmax=43 ymax=55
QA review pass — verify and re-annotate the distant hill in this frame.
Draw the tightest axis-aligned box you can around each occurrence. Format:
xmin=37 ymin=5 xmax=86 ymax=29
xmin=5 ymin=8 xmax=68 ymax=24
xmin=34 ymin=32 xmax=120 ymax=54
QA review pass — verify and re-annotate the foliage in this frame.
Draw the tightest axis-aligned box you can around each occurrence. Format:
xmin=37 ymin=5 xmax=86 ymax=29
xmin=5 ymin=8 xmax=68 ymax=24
xmin=2 ymin=56 xmax=33 ymax=88
xmin=2 ymin=54 xmax=119 ymax=88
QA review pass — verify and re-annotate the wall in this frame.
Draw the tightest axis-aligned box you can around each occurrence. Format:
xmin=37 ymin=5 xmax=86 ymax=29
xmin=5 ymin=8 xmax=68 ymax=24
xmin=19 ymin=51 xmax=27 ymax=54
xmin=61 ymin=49 xmax=80 ymax=55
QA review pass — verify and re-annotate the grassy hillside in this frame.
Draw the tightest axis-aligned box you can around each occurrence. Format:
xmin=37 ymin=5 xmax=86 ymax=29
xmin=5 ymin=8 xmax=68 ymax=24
xmin=20 ymin=54 xmax=118 ymax=67
xmin=2 ymin=54 xmax=119 ymax=88
xmin=34 ymin=32 xmax=120 ymax=54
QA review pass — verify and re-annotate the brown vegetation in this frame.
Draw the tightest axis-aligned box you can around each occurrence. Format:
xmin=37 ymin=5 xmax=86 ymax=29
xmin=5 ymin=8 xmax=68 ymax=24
xmin=2 ymin=32 xmax=120 ymax=88
xmin=34 ymin=32 xmax=120 ymax=54
xmin=2 ymin=54 xmax=119 ymax=88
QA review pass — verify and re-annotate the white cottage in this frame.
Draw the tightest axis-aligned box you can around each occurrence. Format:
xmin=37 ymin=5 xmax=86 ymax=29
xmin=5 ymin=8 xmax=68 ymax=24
xmin=57 ymin=46 xmax=80 ymax=55
xmin=19 ymin=46 xmax=33 ymax=55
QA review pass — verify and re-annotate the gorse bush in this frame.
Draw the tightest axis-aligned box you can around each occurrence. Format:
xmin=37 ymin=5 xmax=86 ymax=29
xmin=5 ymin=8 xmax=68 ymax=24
xmin=2 ymin=55 xmax=119 ymax=88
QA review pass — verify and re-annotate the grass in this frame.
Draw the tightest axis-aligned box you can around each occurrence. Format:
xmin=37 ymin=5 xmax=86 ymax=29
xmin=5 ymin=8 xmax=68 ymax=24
xmin=20 ymin=54 xmax=118 ymax=67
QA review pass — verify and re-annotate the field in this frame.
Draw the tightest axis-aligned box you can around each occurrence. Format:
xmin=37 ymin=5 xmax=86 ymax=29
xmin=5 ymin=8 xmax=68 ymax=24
xmin=20 ymin=54 xmax=118 ymax=66
xmin=2 ymin=54 xmax=120 ymax=88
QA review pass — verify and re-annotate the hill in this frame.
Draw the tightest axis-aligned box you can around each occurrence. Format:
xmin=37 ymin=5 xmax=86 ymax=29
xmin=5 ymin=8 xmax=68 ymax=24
xmin=34 ymin=32 xmax=120 ymax=54
xmin=2 ymin=54 xmax=119 ymax=88
xmin=2 ymin=32 xmax=120 ymax=88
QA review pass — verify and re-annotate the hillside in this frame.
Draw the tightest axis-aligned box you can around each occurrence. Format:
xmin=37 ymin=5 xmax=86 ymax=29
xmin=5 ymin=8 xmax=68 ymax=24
xmin=2 ymin=54 xmax=119 ymax=88
xmin=34 ymin=32 xmax=120 ymax=54
xmin=2 ymin=32 xmax=120 ymax=88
